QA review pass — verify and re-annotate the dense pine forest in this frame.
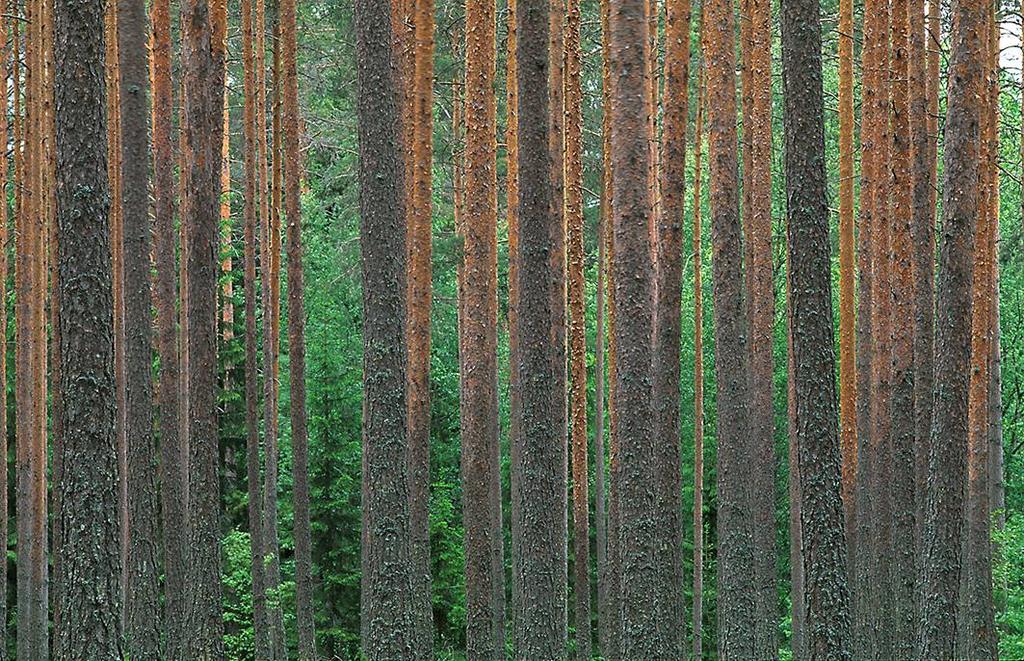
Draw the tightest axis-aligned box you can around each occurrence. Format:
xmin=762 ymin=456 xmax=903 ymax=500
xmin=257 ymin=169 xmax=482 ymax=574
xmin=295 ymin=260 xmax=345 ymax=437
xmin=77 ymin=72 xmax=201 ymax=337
xmin=0 ymin=0 xmax=1022 ymax=657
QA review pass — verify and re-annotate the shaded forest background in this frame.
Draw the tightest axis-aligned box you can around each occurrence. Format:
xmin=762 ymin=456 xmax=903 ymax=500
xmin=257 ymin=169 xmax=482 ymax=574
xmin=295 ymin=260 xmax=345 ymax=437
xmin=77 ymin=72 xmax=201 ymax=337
xmin=5 ymin=0 xmax=1024 ymax=657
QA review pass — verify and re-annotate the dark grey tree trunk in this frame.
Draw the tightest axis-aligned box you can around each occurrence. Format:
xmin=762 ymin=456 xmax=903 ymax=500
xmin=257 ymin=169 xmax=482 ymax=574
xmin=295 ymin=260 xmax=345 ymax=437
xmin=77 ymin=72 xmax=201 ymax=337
xmin=117 ymin=0 xmax=161 ymax=655
xmin=355 ymin=0 xmax=415 ymax=657
xmin=511 ymin=1 xmax=567 ymax=656
xmin=53 ymin=0 xmax=124 ymax=653
xmin=916 ymin=0 xmax=985 ymax=653
xmin=780 ymin=0 xmax=855 ymax=653
xmin=180 ymin=0 xmax=226 ymax=651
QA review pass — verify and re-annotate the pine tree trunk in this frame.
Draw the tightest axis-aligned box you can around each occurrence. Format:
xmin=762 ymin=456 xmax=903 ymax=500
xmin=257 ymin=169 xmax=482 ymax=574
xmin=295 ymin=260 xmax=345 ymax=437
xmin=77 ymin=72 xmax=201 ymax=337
xmin=780 ymin=0 xmax=855 ymax=652
xmin=564 ymin=0 xmax=590 ymax=656
xmin=868 ymin=0 xmax=895 ymax=649
xmin=916 ymin=0 xmax=986 ymax=651
xmin=0 ymin=8 xmax=9 ymax=658
xmin=461 ymin=0 xmax=505 ymax=656
xmin=652 ymin=0 xmax=691 ymax=654
xmin=852 ymin=1 xmax=875 ymax=649
xmin=181 ymin=0 xmax=227 ymax=649
xmin=406 ymin=0 xmax=436 ymax=656
xmin=511 ymin=0 xmax=567 ymax=655
xmin=741 ymin=0 xmax=778 ymax=649
xmin=691 ymin=58 xmax=706 ymax=661
xmin=280 ymin=0 xmax=316 ymax=654
xmin=53 ymin=0 xmax=124 ymax=651
xmin=118 ymin=0 xmax=161 ymax=654
xmin=151 ymin=0 xmax=187 ymax=651
xmin=888 ymin=0 xmax=917 ymax=652
xmin=608 ymin=2 xmax=658 ymax=656
xmin=355 ymin=0 xmax=415 ymax=656
xmin=239 ymin=0 xmax=270 ymax=655
xmin=910 ymin=0 xmax=935 ymax=604
xmin=598 ymin=1 xmax=620 ymax=656
xmin=837 ymin=0 xmax=857 ymax=541
xmin=705 ymin=0 xmax=755 ymax=646
xmin=958 ymin=10 xmax=998 ymax=657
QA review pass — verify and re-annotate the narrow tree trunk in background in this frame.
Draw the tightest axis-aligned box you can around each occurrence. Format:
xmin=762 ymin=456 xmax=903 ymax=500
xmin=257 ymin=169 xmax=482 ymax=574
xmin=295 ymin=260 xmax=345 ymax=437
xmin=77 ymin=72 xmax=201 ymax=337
xmin=888 ymin=0 xmax=916 ymax=652
xmin=504 ymin=2 xmax=523 ymax=656
xmin=105 ymin=0 xmax=129 ymax=597
xmin=958 ymin=10 xmax=998 ymax=656
xmin=706 ymin=0 xmax=755 ymax=646
xmin=240 ymin=0 xmax=269 ymax=654
xmin=407 ymin=0 xmax=436 ymax=656
xmin=989 ymin=223 xmax=1005 ymax=615
xmin=53 ymin=0 xmax=123 ymax=650
xmin=787 ymin=262 xmax=805 ymax=660
xmin=281 ymin=0 xmax=315 ymax=653
xmin=608 ymin=2 xmax=658 ymax=656
xmin=691 ymin=59 xmax=705 ymax=661
xmin=564 ymin=0 xmax=590 ymax=656
xmin=780 ymin=0 xmax=855 ymax=652
xmin=0 ymin=8 xmax=7 ymax=654
xmin=593 ymin=85 xmax=608 ymax=659
xmin=511 ymin=0 xmax=567 ymax=654
xmin=547 ymin=5 xmax=568 ymax=647
xmin=868 ymin=0 xmax=894 ymax=649
xmin=837 ymin=0 xmax=857 ymax=540
xmin=151 ymin=0 xmax=187 ymax=652
xmin=852 ymin=0 xmax=876 ymax=647
xmin=118 ymin=0 xmax=161 ymax=651
xmin=599 ymin=1 xmax=620 ymax=655
xmin=17 ymin=0 xmax=50 ymax=653
xmin=181 ymin=0 xmax=227 ymax=648
xmin=355 ymin=0 xmax=415 ymax=656
xmin=916 ymin=0 xmax=985 ymax=651
xmin=911 ymin=0 xmax=935 ymax=599
xmin=746 ymin=0 xmax=777 ymax=646
xmin=652 ymin=0 xmax=690 ymax=654
xmin=461 ymin=0 xmax=504 ymax=655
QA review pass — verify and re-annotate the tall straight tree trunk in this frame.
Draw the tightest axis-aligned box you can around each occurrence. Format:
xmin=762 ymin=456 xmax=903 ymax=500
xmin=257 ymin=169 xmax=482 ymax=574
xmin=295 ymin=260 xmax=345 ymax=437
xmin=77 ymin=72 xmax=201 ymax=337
xmin=240 ymin=0 xmax=269 ymax=654
xmin=0 ymin=8 xmax=7 ymax=655
xmin=53 ymin=0 xmax=124 ymax=651
xmin=105 ymin=0 xmax=129 ymax=596
xmin=779 ymin=0 xmax=855 ymax=654
xmin=593 ymin=85 xmax=608 ymax=661
xmin=511 ymin=1 xmax=567 ymax=655
xmin=406 ymin=0 xmax=435 ymax=656
xmin=911 ymin=0 xmax=935 ymax=590
xmin=355 ymin=0 xmax=414 ymax=656
xmin=151 ymin=0 xmax=186 ymax=651
xmin=837 ymin=0 xmax=857 ymax=538
xmin=706 ymin=0 xmax=755 ymax=648
xmin=958 ymin=9 xmax=998 ymax=657
xmin=547 ymin=5 xmax=568 ymax=649
xmin=181 ymin=0 xmax=227 ymax=648
xmin=564 ymin=0 xmax=590 ymax=656
xmin=743 ymin=0 xmax=777 ymax=648
xmin=17 ymin=0 xmax=49 ymax=653
xmin=262 ymin=5 xmax=287 ymax=655
xmin=280 ymin=0 xmax=315 ymax=653
xmin=852 ymin=0 xmax=876 ymax=646
xmin=598 ymin=1 xmax=620 ymax=655
xmin=888 ymin=0 xmax=917 ymax=652
xmin=691 ymin=58 xmax=706 ymax=661
xmin=652 ymin=0 xmax=691 ymax=654
xmin=461 ymin=0 xmax=505 ymax=656
xmin=915 ymin=0 xmax=985 ymax=651
xmin=868 ymin=0 xmax=895 ymax=649
xmin=786 ymin=263 xmax=805 ymax=660
xmin=608 ymin=2 xmax=658 ymax=656
xmin=504 ymin=1 xmax=523 ymax=655
xmin=118 ymin=0 xmax=161 ymax=653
